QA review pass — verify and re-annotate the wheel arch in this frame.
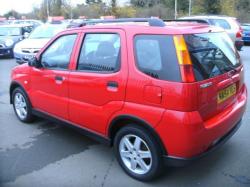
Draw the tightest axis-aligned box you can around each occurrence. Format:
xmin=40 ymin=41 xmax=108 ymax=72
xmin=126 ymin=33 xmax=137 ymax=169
xmin=108 ymin=115 xmax=167 ymax=155
xmin=9 ymin=81 xmax=27 ymax=104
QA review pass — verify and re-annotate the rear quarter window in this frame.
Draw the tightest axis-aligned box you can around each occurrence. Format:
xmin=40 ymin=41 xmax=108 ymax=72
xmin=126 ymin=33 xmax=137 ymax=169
xmin=134 ymin=35 xmax=181 ymax=82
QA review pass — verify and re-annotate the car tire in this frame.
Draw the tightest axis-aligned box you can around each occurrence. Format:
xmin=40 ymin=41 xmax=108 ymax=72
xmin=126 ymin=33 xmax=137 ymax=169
xmin=114 ymin=125 xmax=163 ymax=181
xmin=12 ymin=87 xmax=34 ymax=123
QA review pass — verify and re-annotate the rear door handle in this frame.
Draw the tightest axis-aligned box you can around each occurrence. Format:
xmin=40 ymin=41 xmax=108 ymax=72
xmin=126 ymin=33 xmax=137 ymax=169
xmin=107 ymin=81 xmax=118 ymax=88
xmin=55 ymin=75 xmax=64 ymax=81
xmin=55 ymin=76 xmax=65 ymax=84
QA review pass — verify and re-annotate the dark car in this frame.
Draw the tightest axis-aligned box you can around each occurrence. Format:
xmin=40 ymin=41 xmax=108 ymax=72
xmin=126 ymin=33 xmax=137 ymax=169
xmin=0 ymin=24 xmax=33 ymax=58
xmin=242 ymin=24 xmax=250 ymax=44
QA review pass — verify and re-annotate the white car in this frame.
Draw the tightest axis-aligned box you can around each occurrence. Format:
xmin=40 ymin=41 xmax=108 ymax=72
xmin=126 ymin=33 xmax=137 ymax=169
xmin=179 ymin=15 xmax=244 ymax=50
xmin=14 ymin=23 xmax=67 ymax=64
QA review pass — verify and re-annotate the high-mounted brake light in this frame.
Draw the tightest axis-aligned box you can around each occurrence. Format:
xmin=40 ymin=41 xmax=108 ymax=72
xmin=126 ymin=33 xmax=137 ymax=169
xmin=173 ymin=35 xmax=195 ymax=83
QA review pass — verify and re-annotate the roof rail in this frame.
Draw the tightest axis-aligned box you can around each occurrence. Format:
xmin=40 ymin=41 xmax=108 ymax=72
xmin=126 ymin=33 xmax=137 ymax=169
xmin=78 ymin=18 xmax=166 ymax=27
xmin=164 ymin=19 xmax=209 ymax=24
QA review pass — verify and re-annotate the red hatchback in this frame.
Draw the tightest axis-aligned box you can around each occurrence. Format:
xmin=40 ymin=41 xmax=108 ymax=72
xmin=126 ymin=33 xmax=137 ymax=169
xmin=10 ymin=18 xmax=247 ymax=181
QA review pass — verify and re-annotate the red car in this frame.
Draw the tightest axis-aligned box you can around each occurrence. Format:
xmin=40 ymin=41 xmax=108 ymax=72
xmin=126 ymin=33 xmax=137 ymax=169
xmin=10 ymin=18 xmax=247 ymax=181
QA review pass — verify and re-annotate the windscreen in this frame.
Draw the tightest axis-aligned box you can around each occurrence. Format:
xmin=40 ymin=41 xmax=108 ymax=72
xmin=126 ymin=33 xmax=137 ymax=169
xmin=0 ymin=27 xmax=21 ymax=36
xmin=29 ymin=25 xmax=65 ymax=39
xmin=184 ymin=32 xmax=241 ymax=81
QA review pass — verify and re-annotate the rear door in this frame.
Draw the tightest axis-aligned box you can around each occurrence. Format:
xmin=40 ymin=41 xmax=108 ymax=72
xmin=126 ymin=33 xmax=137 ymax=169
xmin=68 ymin=29 xmax=128 ymax=134
xmin=184 ymin=32 xmax=243 ymax=121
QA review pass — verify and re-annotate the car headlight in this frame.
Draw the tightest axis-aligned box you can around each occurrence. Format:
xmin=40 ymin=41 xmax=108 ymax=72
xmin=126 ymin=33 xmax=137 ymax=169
xmin=13 ymin=45 xmax=22 ymax=53
xmin=5 ymin=39 xmax=14 ymax=47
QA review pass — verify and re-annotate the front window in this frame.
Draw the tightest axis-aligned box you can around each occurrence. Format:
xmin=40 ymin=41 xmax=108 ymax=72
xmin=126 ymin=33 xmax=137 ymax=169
xmin=41 ymin=34 xmax=77 ymax=70
xmin=184 ymin=32 xmax=241 ymax=81
xmin=0 ymin=27 xmax=21 ymax=36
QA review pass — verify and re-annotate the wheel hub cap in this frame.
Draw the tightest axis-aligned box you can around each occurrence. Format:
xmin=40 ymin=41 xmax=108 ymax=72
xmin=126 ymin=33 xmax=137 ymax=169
xmin=119 ymin=134 xmax=152 ymax=175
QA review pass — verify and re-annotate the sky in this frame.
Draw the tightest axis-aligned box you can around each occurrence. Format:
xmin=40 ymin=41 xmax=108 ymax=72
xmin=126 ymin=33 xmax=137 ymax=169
xmin=0 ymin=0 xmax=128 ymax=15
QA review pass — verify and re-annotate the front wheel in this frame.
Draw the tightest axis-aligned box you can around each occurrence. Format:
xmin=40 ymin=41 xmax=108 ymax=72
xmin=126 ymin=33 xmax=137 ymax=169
xmin=114 ymin=125 xmax=163 ymax=181
xmin=12 ymin=87 xmax=34 ymax=123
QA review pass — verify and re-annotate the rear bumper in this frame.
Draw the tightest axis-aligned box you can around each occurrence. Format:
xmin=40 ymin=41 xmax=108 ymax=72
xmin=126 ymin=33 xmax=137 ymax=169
xmin=156 ymin=85 xmax=247 ymax=160
xmin=235 ymin=40 xmax=244 ymax=50
xmin=163 ymin=119 xmax=242 ymax=167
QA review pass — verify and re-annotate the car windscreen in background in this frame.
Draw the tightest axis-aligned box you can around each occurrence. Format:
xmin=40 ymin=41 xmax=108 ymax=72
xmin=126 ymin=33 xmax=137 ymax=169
xmin=184 ymin=32 xmax=241 ymax=81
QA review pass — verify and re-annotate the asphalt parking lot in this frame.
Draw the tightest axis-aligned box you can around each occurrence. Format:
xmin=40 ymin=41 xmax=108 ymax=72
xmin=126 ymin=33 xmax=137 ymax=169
xmin=0 ymin=48 xmax=250 ymax=187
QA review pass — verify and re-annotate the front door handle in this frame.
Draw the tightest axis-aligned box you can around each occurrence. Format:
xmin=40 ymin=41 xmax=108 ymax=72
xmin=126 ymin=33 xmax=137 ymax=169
xmin=55 ymin=75 xmax=65 ymax=84
xmin=107 ymin=81 xmax=118 ymax=88
xmin=55 ymin=75 xmax=64 ymax=81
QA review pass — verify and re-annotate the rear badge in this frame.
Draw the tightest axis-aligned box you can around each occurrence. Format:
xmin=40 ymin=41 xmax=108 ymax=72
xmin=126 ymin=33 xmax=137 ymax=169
xmin=200 ymin=82 xmax=213 ymax=88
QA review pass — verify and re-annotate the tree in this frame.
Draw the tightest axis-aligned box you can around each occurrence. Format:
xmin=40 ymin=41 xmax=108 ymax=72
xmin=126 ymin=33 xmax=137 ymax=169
xmin=220 ymin=0 xmax=236 ymax=16
xmin=130 ymin=0 xmax=161 ymax=8
xmin=111 ymin=0 xmax=117 ymax=15
xmin=3 ymin=10 xmax=21 ymax=19
xmin=192 ymin=0 xmax=221 ymax=15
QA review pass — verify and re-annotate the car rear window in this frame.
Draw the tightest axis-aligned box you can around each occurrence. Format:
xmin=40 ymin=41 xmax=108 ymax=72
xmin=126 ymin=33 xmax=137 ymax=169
xmin=184 ymin=32 xmax=241 ymax=81
xmin=209 ymin=19 xmax=231 ymax=30
xmin=134 ymin=35 xmax=181 ymax=82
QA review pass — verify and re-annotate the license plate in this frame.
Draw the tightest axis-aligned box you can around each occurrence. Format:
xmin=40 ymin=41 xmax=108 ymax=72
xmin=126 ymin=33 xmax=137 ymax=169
xmin=217 ymin=84 xmax=236 ymax=104
xmin=24 ymin=55 xmax=34 ymax=60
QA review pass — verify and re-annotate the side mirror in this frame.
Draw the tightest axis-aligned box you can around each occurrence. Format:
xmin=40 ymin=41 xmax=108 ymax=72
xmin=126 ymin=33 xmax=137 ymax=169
xmin=24 ymin=32 xmax=29 ymax=39
xmin=28 ymin=57 xmax=41 ymax=68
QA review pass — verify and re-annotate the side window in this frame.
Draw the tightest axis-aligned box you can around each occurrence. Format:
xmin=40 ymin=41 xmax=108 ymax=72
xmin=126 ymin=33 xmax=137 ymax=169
xmin=78 ymin=33 xmax=120 ymax=72
xmin=134 ymin=35 xmax=181 ymax=82
xmin=41 ymin=34 xmax=77 ymax=70
xmin=210 ymin=19 xmax=231 ymax=30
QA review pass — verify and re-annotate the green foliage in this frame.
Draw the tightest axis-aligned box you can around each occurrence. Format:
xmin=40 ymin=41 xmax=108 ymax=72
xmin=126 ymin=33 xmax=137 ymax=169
xmin=2 ymin=0 xmax=250 ymax=22
xmin=3 ymin=10 xmax=21 ymax=19
xmin=116 ymin=6 xmax=137 ymax=18
xmin=131 ymin=0 xmax=161 ymax=8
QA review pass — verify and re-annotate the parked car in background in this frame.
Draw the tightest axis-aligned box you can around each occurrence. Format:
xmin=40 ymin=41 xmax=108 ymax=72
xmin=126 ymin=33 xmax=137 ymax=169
xmin=10 ymin=18 xmax=247 ymax=181
xmin=0 ymin=24 xmax=33 ymax=58
xmin=0 ymin=17 xmax=8 ymax=25
xmin=242 ymin=23 xmax=250 ymax=44
xmin=13 ymin=19 xmax=43 ymax=29
xmin=179 ymin=15 xmax=244 ymax=50
xmin=14 ymin=23 xmax=67 ymax=64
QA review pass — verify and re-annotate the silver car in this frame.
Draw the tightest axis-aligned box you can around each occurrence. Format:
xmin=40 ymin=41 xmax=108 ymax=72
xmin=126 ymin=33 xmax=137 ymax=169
xmin=179 ymin=15 xmax=244 ymax=50
xmin=14 ymin=23 xmax=67 ymax=64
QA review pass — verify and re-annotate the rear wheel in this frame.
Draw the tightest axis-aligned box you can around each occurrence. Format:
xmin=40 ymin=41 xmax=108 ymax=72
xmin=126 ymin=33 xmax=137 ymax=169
xmin=114 ymin=125 xmax=163 ymax=181
xmin=12 ymin=87 xmax=34 ymax=123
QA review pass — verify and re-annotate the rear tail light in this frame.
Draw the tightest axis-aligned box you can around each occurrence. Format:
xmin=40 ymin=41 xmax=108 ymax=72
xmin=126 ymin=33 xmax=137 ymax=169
xmin=173 ymin=35 xmax=195 ymax=83
xmin=236 ymin=30 xmax=242 ymax=38
xmin=236 ymin=26 xmax=243 ymax=38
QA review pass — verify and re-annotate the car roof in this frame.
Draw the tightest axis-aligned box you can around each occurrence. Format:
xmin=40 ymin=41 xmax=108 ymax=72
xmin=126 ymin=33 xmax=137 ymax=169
xmin=180 ymin=15 xmax=236 ymax=20
xmin=66 ymin=23 xmax=224 ymax=35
